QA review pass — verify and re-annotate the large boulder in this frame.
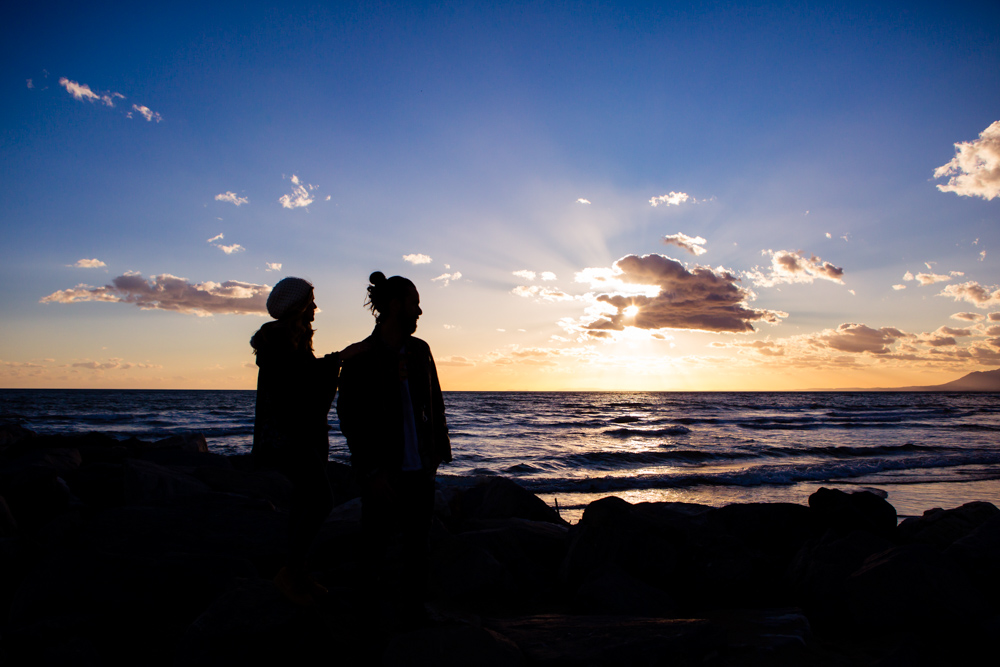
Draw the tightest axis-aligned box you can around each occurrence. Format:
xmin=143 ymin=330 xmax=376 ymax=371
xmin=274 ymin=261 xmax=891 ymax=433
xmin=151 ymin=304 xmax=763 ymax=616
xmin=450 ymin=477 xmax=566 ymax=527
xmin=899 ymin=501 xmax=1000 ymax=548
xmin=123 ymin=459 xmax=213 ymax=505
xmin=808 ymin=487 xmax=897 ymax=539
xmin=946 ymin=513 xmax=1000 ymax=600
xmin=382 ymin=625 xmax=525 ymax=667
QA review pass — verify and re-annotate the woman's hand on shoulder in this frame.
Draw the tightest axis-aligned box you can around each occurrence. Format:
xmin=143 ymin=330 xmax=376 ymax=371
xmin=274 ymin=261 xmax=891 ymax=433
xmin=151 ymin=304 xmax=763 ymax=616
xmin=338 ymin=340 xmax=372 ymax=362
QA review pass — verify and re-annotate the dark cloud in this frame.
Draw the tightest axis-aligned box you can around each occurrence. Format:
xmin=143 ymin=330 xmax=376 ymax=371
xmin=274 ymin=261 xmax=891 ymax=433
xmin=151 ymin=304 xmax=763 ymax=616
xmin=817 ymin=323 xmax=909 ymax=354
xmin=580 ymin=254 xmax=785 ymax=334
xmin=41 ymin=273 xmax=269 ymax=316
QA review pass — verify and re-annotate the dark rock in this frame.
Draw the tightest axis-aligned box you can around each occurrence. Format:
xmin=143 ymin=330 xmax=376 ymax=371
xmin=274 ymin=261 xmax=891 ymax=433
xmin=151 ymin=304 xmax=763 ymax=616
xmin=383 ymin=625 xmax=525 ymax=666
xmin=808 ymin=487 xmax=897 ymax=539
xmin=451 ymin=477 xmax=567 ymax=527
xmin=173 ymin=578 xmax=334 ymax=667
xmin=429 ymin=528 xmax=512 ymax=606
xmin=123 ymin=459 xmax=213 ymax=505
xmin=946 ymin=513 xmax=1000 ymax=599
xmin=191 ymin=465 xmax=292 ymax=508
xmin=151 ymin=433 xmax=210 ymax=453
xmin=574 ymin=565 xmax=679 ymax=616
xmin=0 ymin=421 xmax=34 ymax=447
xmin=0 ymin=494 xmax=17 ymax=535
xmin=326 ymin=460 xmax=361 ymax=505
xmin=0 ymin=464 xmax=75 ymax=531
xmin=898 ymin=501 xmax=1000 ymax=548
xmin=845 ymin=543 xmax=984 ymax=632
xmin=63 ymin=462 xmax=125 ymax=510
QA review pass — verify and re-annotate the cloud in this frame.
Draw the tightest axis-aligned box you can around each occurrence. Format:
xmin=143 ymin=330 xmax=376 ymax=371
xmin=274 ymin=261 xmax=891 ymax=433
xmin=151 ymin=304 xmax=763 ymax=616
xmin=513 ymin=270 xmax=536 ymax=280
xmin=70 ymin=258 xmax=106 ymax=268
xmin=215 ymin=244 xmax=245 ymax=255
xmin=40 ymin=273 xmax=270 ymax=316
xmin=980 ymin=250 xmax=987 ymax=262
xmin=990 ymin=313 xmax=1000 ymax=322
xmin=817 ymin=323 xmax=909 ymax=355
xmin=431 ymin=271 xmax=462 ymax=287
xmin=933 ymin=120 xmax=1000 ymax=200
xmin=745 ymin=250 xmax=845 ymax=287
xmin=914 ymin=272 xmax=957 ymax=285
xmin=70 ymin=358 xmax=163 ymax=371
xmin=903 ymin=271 xmax=914 ymax=281
xmin=207 ymin=233 xmax=224 ymax=243
xmin=662 ymin=232 xmax=707 ymax=256
xmin=939 ymin=281 xmax=1000 ymax=309
xmin=540 ymin=271 xmax=557 ymax=281
xmin=437 ymin=355 xmax=475 ymax=367
xmin=266 ymin=262 xmax=282 ymax=272
xmin=511 ymin=285 xmax=574 ymax=301
xmin=892 ymin=284 xmax=906 ymax=291
xmin=403 ymin=254 xmax=433 ymax=265
xmin=215 ymin=192 xmax=248 ymax=206
xmin=577 ymin=198 xmax=591 ymax=205
xmin=279 ymin=174 xmax=315 ymax=209
xmin=649 ymin=191 xmax=689 ymax=207
xmin=26 ymin=79 xmax=33 ymax=89
xmin=131 ymin=104 xmax=163 ymax=122
xmin=574 ymin=254 xmax=786 ymax=334
xmin=825 ymin=232 xmax=832 ymax=239
xmin=59 ymin=77 xmax=120 ymax=106
xmin=951 ymin=312 xmax=984 ymax=322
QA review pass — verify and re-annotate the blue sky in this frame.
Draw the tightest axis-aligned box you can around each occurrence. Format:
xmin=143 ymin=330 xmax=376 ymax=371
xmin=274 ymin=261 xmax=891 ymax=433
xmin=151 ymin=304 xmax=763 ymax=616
xmin=2 ymin=1 xmax=999 ymax=389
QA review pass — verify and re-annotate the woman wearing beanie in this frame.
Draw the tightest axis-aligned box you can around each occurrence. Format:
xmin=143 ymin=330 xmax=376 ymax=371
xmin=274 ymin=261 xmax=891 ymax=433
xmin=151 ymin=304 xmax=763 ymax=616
xmin=251 ymin=276 xmax=361 ymax=606
xmin=337 ymin=271 xmax=451 ymax=625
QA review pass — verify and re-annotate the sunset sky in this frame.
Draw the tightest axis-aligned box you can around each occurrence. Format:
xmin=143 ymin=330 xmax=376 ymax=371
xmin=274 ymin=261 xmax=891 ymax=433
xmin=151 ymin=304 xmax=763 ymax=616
xmin=3 ymin=1 xmax=999 ymax=391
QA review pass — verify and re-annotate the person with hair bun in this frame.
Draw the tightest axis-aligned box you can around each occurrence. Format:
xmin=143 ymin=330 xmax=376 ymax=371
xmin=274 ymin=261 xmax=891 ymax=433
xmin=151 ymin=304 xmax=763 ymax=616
xmin=337 ymin=271 xmax=451 ymax=623
xmin=251 ymin=276 xmax=364 ymax=606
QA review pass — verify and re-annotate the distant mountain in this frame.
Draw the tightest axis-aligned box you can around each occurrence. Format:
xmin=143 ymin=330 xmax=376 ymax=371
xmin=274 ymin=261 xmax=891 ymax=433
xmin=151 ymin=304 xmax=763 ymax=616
xmin=889 ymin=368 xmax=1000 ymax=392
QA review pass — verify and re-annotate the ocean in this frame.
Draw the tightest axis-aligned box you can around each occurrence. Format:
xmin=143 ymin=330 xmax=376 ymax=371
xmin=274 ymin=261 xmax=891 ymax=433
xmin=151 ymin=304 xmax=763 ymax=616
xmin=2 ymin=389 xmax=998 ymax=523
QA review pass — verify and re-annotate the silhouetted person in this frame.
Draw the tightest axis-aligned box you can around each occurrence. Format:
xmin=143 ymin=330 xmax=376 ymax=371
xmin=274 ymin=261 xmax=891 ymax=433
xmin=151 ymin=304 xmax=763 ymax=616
xmin=337 ymin=271 xmax=451 ymax=625
xmin=251 ymin=276 xmax=360 ymax=606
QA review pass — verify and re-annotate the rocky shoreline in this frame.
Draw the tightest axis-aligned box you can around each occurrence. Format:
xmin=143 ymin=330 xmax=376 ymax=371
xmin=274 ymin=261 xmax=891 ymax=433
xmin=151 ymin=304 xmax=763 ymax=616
xmin=1 ymin=423 xmax=997 ymax=665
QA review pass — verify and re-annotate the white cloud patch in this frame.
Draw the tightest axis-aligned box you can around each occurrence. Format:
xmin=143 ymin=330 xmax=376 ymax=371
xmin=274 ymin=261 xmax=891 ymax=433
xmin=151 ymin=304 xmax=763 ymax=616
xmin=649 ymin=191 xmax=689 ymax=207
xmin=892 ymin=284 xmax=906 ymax=291
xmin=279 ymin=174 xmax=316 ymax=209
xmin=131 ymin=104 xmax=162 ymax=122
xmin=215 ymin=244 xmax=245 ymax=255
xmin=914 ymin=272 xmax=955 ymax=285
xmin=934 ymin=120 xmax=1000 ymax=200
xmin=663 ymin=232 xmax=707 ymax=256
xmin=215 ymin=192 xmax=248 ymax=206
xmin=577 ymin=198 xmax=591 ymax=205
xmin=980 ymin=250 xmax=987 ymax=262
xmin=511 ymin=285 xmax=574 ymax=301
xmin=745 ymin=250 xmax=845 ymax=287
xmin=431 ymin=272 xmax=462 ymax=287
xmin=207 ymin=233 xmax=224 ymax=243
xmin=266 ymin=262 xmax=282 ymax=272
xmin=573 ymin=254 xmax=786 ymax=335
xmin=59 ymin=77 xmax=120 ymax=106
xmin=513 ymin=270 xmax=536 ymax=281
xmin=40 ymin=273 xmax=270 ymax=316
xmin=903 ymin=271 xmax=914 ymax=281
xmin=540 ymin=271 xmax=557 ymax=281
xmin=403 ymin=254 xmax=433 ymax=265
xmin=939 ymin=281 xmax=1000 ymax=309
xmin=70 ymin=258 xmax=106 ymax=268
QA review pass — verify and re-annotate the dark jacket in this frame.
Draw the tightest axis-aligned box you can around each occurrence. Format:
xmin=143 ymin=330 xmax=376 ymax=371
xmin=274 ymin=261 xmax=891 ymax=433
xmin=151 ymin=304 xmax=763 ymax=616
xmin=336 ymin=327 xmax=451 ymax=477
xmin=251 ymin=321 xmax=339 ymax=468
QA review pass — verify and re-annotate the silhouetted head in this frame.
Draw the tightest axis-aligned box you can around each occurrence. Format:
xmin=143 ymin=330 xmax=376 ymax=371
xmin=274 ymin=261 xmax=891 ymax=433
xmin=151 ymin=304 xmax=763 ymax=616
xmin=253 ymin=277 xmax=315 ymax=353
xmin=366 ymin=271 xmax=421 ymax=335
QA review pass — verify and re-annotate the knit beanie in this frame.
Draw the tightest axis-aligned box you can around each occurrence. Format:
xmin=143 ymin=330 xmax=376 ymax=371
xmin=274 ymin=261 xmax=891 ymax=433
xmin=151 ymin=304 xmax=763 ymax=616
xmin=266 ymin=277 xmax=313 ymax=320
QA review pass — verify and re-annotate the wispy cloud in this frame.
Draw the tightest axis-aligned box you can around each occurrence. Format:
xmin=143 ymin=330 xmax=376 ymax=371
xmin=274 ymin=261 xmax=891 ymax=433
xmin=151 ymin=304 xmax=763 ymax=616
xmin=745 ymin=250 xmax=844 ymax=287
xmin=573 ymin=254 xmax=786 ymax=335
xmin=207 ymin=233 xmax=224 ymax=243
xmin=71 ymin=358 xmax=163 ymax=371
xmin=215 ymin=244 xmax=245 ymax=255
xmin=951 ymin=312 xmax=984 ymax=322
xmin=40 ymin=273 xmax=270 ymax=316
xmin=939 ymin=281 xmax=1000 ymax=309
xmin=649 ymin=191 xmax=689 ymax=207
xmin=130 ymin=104 xmax=162 ymax=122
xmin=663 ymin=232 xmax=707 ymax=256
xmin=403 ymin=253 xmax=433 ymax=265
xmin=511 ymin=285 xmax=574 ymax=301
xmin=437 ymin=355 xmax=475 ymax=367
xmin=431 ymin=271 xmax=462 ymax=287
xmin=215 ymin=192 xmax=248 ymax=206
xmin=513 ymin=270 xmax=536 ymax=281
xmin=576 ymin=198 xmax=591 ymax=205
xmin=70 ymin=258 xmax=106 ymax=268
xmin=59 ymin=77 xmax=121 ymax=106
xmin=266 ymin=262 xmax=282 ymax=272
xmin=892 ymin=284 xmax=907 ymax=291
xmin=934 ymin=120 xmax=1000 ymax=200
xmin=912 ymin=271 xmax=962 ymax=286
xmin=279 ymin=174 xmax=315 ymax=209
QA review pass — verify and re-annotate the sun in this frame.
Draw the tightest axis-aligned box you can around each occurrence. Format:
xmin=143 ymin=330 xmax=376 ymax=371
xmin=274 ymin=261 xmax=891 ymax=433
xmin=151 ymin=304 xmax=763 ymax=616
xmin=623 ymin=305 xmax=640 ymax=317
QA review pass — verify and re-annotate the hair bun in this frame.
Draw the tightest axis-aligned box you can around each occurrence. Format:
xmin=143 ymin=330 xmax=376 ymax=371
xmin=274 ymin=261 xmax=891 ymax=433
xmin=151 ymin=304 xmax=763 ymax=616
xmin=369 ymin=271 xmax=387 ymax=285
